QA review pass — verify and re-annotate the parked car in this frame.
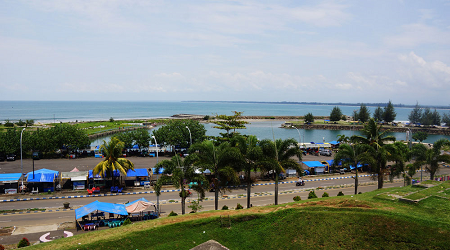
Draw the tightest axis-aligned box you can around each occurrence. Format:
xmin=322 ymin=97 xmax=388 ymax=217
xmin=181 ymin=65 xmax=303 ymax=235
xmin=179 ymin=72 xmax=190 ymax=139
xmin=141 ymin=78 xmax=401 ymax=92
xmin=6 ymin=154 xmax=15 ymax=161
xmin=32 ymin=152 xmax=42 ymax=160
xmin=319 ymin=148 xmax=332 ymax=156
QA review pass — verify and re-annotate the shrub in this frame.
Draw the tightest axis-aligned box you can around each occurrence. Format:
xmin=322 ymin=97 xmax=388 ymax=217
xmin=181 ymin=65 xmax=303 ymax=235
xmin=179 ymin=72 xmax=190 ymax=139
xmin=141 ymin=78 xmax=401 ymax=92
xmin=0 ymin=244 xmax=5 ymax=250
xmin=308 ymin=191 xmax=318 ymax=199
xmin=109 ymin=117 xmax=114 ymax=122
xmin=188 ymin=199 xmax=203 ymax=213
xmin=221 ymin=205 xmax=229 ymax=210
xmin=16 ymin=120 xmax=26 ymax=126
xmin=293 ymin=196 xmax=301 ymax=201
xmin=203 ymin=115 xmax=210 ymax=120
xmin=322 ymin=192 xmax=329 ymax=197
xmin=358 ymin=192 xmax=362 ymax=194
xmin=236 ymin=203 xmax=243 ymax=210
xmin=168 ymin=211 xmax=178 ymax=216
xmin=123 ymin=218 xmax=131 ymax=226
xmin=18 ymin=237 xmax=30 ymax=248
xmin=4 ymin=119 xmax=14 ymax=127
xmin=337 ymin=191 xmax=345 ymax=196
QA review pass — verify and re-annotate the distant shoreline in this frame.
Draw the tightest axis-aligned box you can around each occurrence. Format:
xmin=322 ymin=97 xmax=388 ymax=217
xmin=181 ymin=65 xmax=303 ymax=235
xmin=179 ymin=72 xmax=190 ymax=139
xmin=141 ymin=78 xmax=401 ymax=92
xmin=184 ymin=100 xmax=450 ymax=110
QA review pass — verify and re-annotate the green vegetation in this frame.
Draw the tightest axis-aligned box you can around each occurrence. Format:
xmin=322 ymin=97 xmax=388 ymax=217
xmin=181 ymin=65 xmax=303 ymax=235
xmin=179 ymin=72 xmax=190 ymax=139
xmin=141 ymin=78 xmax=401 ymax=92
xmin=29 ymin=182 xmax=450 ymax=250
xmin=329 ymin=106 xmax=342 ymax=122
xmin=304 ymin=112 xmax=314 ymax=123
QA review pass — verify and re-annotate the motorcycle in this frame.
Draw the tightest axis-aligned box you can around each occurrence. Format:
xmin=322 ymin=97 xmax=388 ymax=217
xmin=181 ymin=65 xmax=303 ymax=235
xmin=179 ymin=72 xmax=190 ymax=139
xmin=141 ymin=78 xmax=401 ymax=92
xmin=296 ymin=180 xmax=305 ymax=186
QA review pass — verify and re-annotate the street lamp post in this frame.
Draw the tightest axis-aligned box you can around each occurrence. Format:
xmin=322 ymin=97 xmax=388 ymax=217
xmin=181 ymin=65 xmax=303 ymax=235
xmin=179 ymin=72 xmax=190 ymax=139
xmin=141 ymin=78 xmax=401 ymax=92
xmin=291 ymin=126 xmax=301 ymax=145
xmin=152 ymin=135 xmax=160 ymax=216
xmin=20 ymin=128 xmax=25 ymax=190
xmin=185 ymin=126 xmax=192 ymax=147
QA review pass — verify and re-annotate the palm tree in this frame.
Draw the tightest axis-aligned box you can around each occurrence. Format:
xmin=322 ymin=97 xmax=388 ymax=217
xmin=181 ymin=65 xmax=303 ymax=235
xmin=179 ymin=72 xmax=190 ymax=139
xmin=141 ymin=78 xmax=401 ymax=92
xmin=385 ymin=141 xmax=411 ymax=185
xmin=154 ymin=155 xmax=208 ymax=215
xmin=333 ymin=143 xmax=371 ymax=194
xmin=412 ymin=139 xmax=450 ymax=180
xmin=259 ymin=138 xmax=302 ymax=205
xmin=190 ymin=140 xmax=240 ymax=210
xmin=230 ymin=135 xmax=262 ymax=208
xmin=352 ymin=119 xmax=396 ymax=189
xmin=93 ymin=137 xmax=134 ymax=186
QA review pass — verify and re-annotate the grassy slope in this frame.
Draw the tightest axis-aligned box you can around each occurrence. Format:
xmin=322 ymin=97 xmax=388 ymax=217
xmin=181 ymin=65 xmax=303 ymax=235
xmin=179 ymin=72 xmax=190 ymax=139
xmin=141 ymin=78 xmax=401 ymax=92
xmin=31 ymin=183 xmax=450 ymax=250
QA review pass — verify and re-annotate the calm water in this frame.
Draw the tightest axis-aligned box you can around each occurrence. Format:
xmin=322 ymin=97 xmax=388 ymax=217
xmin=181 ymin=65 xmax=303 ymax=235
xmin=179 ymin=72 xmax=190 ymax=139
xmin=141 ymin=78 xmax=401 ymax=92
xmin=1 ymin=101 xmax=449 ymax=123
xmin=1 ymin=101 xmax=448 ymax=144
xmin=91 ymin=120 xmax=450 ymax=146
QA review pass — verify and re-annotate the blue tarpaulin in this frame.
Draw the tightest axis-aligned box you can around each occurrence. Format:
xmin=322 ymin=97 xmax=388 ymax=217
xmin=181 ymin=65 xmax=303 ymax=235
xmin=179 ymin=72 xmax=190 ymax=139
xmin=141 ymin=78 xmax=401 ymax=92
xmin=26 ymin=169 xmax=58 ymax=182
xmin=302 ymin=161 xmax=325 ymax=168
xmin=151 ymin=168 xmax=165 ymax=174
xmin=0 ymin=173 xmax=22 ymax=182
xmin=326 ymin=160 xmax=334 ymax=166
xmin=350 ymin=164 xmax=363 ymax=170
xmin=75 ymin=200 xmax=128 ymax=220
xmin=328 ymin=141 xmax=339 ymax=145
xmin=89 ymin=170 xmax=121 ymax=179
xmin=126 ymin=169 xmax=148 ymax=177
xmin=27 ymin=173 xmax=56 ymax=182
xmin=27 ymin=168 xmax=59 ymax=178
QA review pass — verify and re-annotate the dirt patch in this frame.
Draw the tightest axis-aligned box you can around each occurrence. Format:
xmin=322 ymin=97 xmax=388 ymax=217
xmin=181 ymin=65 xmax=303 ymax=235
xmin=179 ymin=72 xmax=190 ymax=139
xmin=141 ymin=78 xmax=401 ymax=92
xmin=0 ymin=227 xmax=13 ymax=236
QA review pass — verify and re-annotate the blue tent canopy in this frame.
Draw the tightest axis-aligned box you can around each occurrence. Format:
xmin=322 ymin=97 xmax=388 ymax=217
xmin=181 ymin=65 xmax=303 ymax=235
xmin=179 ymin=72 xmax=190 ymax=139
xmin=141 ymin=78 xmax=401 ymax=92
xmin=0 ymin=173 xmax=22 ymax=182
xmin=27 ymin=168 xmax=59 ymax=178
xmin=303 ymin=161 xmax=325 ymax=168
xmin=126 ymin=168 xmax=149 ymax=177
xmin=27 ymin=173 xmax=56 ymax=182
xmin=75 ymin=200 xmax=128 ymax=220
xmin=89 ymin=170 xmax=121 ymax=179
xmin=328 ymin=141 xmax=339 ymax=145
xmin=326 ymin=160 xmax=334 ymax=166
xmin=350 ymin=163 xmax=364 ymax=170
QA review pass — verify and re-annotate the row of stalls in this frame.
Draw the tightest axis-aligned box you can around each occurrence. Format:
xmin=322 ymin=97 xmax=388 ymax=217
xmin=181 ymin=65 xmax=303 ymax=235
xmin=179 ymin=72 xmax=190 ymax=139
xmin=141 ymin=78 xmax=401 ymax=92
xmin=75 ymin=198 xmax=158 ymax=231
xmin=0 ymin=167 xmax=155 ymax=194
xmin=302 ymin=160 xmax=366 ymax=175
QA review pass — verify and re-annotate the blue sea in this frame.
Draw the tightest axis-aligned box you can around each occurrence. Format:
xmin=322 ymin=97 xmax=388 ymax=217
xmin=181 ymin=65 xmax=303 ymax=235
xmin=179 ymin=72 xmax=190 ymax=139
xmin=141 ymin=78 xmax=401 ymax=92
xmin=1 ymin=101 xmax=449 ymax=144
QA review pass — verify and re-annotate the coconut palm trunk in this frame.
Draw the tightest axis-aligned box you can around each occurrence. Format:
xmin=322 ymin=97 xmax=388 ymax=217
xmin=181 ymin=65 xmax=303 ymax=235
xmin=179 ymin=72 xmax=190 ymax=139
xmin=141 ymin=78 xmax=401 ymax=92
xmin=246 ymin=169 xmax=251 ymax=208
xmin=275 ymin=173 xmax=279 ymax=205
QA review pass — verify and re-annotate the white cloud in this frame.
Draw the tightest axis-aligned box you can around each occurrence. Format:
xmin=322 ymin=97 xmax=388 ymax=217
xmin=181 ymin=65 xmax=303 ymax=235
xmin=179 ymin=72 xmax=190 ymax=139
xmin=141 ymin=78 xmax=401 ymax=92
xmin=385 ymin=23 xmax=450 ymax=48
xmin=398 ymin=52 xmax=450 ymax=89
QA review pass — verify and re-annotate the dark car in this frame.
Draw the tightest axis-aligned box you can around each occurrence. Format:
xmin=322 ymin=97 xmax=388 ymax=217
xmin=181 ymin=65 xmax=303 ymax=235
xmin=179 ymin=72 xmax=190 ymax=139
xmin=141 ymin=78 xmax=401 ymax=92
xmin=32 ymin=152 xmax=42 ymax=160
xmin=6 ymin=154 xmax=16 ymax=161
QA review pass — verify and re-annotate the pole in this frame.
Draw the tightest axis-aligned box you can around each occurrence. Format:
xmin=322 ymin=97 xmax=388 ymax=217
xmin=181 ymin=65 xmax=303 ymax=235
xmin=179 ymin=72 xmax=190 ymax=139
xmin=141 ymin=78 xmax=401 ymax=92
xmin=20 ymin=128 xmax=25 ymax=190
xmin=291 ymin=126 xmax=301 ymax=145
xmin=185 ymin=126 xmax=192 ymax=147
xmin=152 ymin=136 xmax=160 ymax=216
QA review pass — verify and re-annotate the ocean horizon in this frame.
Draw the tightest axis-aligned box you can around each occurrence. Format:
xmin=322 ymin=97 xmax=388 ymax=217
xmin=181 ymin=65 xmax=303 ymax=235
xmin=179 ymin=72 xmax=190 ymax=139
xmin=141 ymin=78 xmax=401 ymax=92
xmin=1 ymin=100 xmax=449 ymax=124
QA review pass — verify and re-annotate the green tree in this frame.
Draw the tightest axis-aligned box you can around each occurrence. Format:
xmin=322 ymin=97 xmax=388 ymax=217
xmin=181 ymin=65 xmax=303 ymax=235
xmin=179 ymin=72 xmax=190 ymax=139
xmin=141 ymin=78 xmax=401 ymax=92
xmin=412 ymin=131 xmax=428 ymax=143
xmin=230 ymin=135 xmax=263 ymax=208
xmin=373 ymin=106 xmax=384 ymax=122
xmin=329 ymin=106 xmax=343 ymax=122
xmin=16 ymin=120 xmax=26 ymax=126
xmin=259 ymin=138 xmax=302 ymax=205
xmin=25 ymin=119 xmax=34 ymax=127
xmin=383 ymin=100 xmax=397 ymax=123
xmin=421 ymin=108 xmax=433 ymax=126
xmin=304 ymin=113 xmax=314 ymax=124
xmin=358 ymin=104 xmax=370 ymax=123
xmin=93 ymin=137 xmax=135 ymax=186
xmin=190 ymin=140 xmax=240 ymax=210
xmin=412 ymin=139 xmax=450 ymax=180
xmin=431 ymin=109 xmax=441 ymax=126
xmin=4 ymin=119 xmax=14 ymax=127
xmin=212 ymin=111 xmax=249 ymax=138
xmin=352 ymin=110 xmax=358 ymax=122
xmin=442 ymin=112 xmax=450 ymax=126
xmin=50 ymin=124 xmax=90 ymax=156
xmin=116 ymin=132 xmax=134 ymax=148
xmin=152 ymin=119 xmax=206 ymax=148
xmin=385 ymin=141 xmax=411 ymax=184
xmin=131 ymin=129 xmax=151 ymax=149
xmin=334 ymin=143 xmax=371 ymax=194
xmin=155 ymin=155 xmax=208 ymax=215
xmin=408 ymin=102 xmax=422 ymax=124
xmin=352 ymin=119 xmax=396 ymax=189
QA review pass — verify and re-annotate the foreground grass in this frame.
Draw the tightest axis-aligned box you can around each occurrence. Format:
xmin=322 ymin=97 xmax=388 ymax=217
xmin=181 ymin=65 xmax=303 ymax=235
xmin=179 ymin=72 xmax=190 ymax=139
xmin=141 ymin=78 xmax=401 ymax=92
xmin=30 ymin=183 xmax=450 ymax=250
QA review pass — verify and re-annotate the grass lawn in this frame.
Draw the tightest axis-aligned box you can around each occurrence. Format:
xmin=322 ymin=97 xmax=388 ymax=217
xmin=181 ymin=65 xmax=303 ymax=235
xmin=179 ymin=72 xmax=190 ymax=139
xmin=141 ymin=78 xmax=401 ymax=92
xmin=29 ymin=182 xmax=450 ymax=250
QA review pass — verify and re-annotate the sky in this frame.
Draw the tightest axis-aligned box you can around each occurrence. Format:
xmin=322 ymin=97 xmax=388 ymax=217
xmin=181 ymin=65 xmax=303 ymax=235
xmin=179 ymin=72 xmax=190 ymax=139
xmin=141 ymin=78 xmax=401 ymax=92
xmin=1 ymin=0 xmax=450 ymax=105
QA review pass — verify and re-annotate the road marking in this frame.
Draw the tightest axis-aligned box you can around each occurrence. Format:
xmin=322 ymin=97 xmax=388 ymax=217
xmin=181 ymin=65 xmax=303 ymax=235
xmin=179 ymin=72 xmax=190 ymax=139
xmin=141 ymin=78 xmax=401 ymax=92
xmin=0 ymin=220 xmax=11 ymax=222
